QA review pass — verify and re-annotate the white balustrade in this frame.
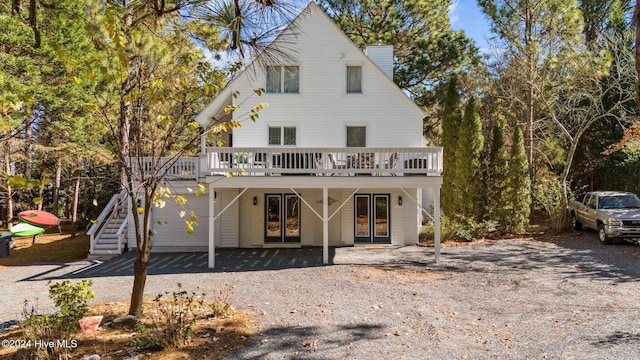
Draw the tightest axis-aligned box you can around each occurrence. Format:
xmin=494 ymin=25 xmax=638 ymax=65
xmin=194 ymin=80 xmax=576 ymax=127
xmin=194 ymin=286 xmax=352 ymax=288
xmin=130 ymin=147 xmax=442 ymax=179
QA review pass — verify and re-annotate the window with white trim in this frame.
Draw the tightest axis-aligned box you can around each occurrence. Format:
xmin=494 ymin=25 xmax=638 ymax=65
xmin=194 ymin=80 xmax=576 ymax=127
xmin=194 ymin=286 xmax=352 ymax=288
xmin=266 ymin=66 xmax=299 ymax=93
xmin=268 ymin=126 xmax=297 ymax=145
xmin=346 ymin=65 xmax=362 ymax=94
xmin=346 ymin=126 xmax=366 ymax=147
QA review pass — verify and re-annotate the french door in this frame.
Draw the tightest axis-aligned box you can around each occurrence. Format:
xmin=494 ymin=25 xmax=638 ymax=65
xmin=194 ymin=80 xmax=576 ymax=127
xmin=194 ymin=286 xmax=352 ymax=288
xmin=265 ymin=194 xmax=301 ymax=243
xmin=354 ymin=194 xmax=390 ymax=243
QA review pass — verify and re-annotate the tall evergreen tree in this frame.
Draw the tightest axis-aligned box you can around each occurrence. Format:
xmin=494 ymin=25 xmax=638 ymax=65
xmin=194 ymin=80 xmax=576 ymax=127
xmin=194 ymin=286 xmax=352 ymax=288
xmin=441 ymin=77 xmax=462 ymax=216
xmin=487 ymin=120 xmax=509 ymax=227
xmin=319 ymin=0 xmax=478 ymax=107
xmin=505 ymin=125 xmax=531 ymax=233
xmin=453 ymin=96 xmax=484 ymax=220
xmin=479 ymin=0 xmax=585 ymax=201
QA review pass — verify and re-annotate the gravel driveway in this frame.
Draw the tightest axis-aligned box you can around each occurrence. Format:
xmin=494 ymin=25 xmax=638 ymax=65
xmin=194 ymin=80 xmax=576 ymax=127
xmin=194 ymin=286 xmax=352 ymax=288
xmin=1 ymin=232 xmax=639 ymax=359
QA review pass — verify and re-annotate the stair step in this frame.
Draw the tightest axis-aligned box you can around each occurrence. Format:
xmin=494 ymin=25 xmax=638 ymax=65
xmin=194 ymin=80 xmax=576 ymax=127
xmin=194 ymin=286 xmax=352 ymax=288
xmin=96 ymin=241 xmax=120 ymax=246
xmin=93 ymin=245 xmax=124 ymax=254
xmin=95 ymin=239 xmax=122 ymax=245
xmin=87 ymin=250 xmax=123 ymax=260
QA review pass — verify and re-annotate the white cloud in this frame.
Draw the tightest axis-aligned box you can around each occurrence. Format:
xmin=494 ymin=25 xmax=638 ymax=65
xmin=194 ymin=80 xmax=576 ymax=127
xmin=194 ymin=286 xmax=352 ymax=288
xmin=448 ymin=0 xmax=461 ymax=25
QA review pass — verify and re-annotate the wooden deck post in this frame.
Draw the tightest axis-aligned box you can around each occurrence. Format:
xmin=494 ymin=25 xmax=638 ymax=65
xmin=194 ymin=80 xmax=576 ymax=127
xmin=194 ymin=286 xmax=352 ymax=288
xmin=208 ymin=184 xmax=215 ymax=268
xmin=323 ymin=187 xmax=329 ymax=264
xmin=434 ymin=185 xmax=441 ymax=263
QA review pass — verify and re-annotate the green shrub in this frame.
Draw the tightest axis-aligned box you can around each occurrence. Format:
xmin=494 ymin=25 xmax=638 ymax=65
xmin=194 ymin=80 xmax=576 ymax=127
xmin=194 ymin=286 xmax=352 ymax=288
xmin=48 ymin=280 xmax=94 ymax=332
xmin=149 ymin=283 xmax=205 ymax=348
xmin=420 ymin=215 xmax=457 ymax=242
xmin=21 ymin=280 xmax=94 ymax=360
xmin=451 ymin=216 xmax=497 ymax=242
xmin=420 ymin=215 xmax=498 ymax=242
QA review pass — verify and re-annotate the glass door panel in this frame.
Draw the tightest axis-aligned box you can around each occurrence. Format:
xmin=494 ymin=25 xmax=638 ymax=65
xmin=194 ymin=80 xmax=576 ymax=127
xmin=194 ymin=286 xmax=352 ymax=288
xmin=355 ymin=195 xmax=370 ymax=242
xmin=373 ymin=195 xmax=390 ymax=242
xmin=285 ymin=195 xmax=300 ymax=242
xmin=374 ymin=196 xmax=389 ymax=237
xmin=265 ymin=195 xmax=282 ymax=242
xmin=265 ymin=194 xmax=301 ymax=243
xmin=354 ymin=194 xmax=390 ymax=243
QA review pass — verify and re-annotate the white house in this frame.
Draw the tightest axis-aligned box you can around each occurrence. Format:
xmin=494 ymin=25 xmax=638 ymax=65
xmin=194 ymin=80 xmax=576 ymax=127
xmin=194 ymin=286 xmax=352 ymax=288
xmin=87 ymin=2 xmax=442 ymax=268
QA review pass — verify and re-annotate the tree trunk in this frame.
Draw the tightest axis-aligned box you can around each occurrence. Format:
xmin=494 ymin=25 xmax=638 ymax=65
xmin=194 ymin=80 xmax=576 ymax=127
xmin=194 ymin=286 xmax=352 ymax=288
xmin=37 ymin=180 xmax=44 ymax=211
xmin=52 ymin=159 xmax=61 ymax=217
xmin=11 ymin=0 xmax=20 ymax=16
xmin=28 ymin=0 xmax=40 ymax=48
xmin=24 ymin=117 xmax=33 ymax=180
xmin=4 ymin=141 xmax=13 ymax=229
xmin=525 ymin=0 xmax=535 ymax=219
xmin=635 ymin=0 xmax=640 ymax=114
xmin=71 ymin=171 xmax=80 ymax=238
xmin=128 ymin=231 xmax=152 ymax=317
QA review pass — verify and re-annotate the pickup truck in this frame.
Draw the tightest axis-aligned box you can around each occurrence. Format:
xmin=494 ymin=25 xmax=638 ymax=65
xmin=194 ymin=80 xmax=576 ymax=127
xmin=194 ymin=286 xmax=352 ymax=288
xmin=570 ymin=191 xmax=640 ymax=244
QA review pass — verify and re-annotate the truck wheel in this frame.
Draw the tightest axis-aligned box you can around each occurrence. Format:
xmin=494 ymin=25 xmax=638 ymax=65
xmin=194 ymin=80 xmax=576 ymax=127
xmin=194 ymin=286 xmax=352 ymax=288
xmin=571 ymin=213 xmax=582 ymax=230
xmin=598 ymin=224 xmax=612 ymax=245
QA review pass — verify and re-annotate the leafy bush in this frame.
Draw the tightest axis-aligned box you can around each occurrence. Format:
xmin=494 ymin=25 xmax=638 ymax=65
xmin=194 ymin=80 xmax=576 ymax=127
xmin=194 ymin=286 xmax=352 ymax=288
xmin=21 ymin=280 xmax=94 ymax=360
xmin=149 ymin=283 xmax=206 ymax=348
xmin=420 ymin=215 xmax=457 ymax=242
xmin=48 ymin=280 xmax=94 ymax=332
xmin=421 ymin=215 xmax=496 ymax=242
xmin=452 ymin=216 xmax=497 ymax=242
xmin=534 ymin=175 xmax=570 ymax=233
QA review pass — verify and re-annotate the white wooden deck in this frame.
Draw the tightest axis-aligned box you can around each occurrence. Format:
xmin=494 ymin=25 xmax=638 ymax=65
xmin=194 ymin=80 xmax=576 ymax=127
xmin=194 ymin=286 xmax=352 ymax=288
xmin=131 ymin=147 xmax=442 ymax=179
xmin=200 ymin=147 xmax=442 ymax=177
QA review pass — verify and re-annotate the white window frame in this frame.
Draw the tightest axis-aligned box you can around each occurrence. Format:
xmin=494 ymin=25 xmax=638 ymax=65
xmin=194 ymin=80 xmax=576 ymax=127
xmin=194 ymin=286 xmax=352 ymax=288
xmin=345 ymin=124 xmax=368 ymax=147
xmin=266 ymin=65 xmax=300 ymax=94
xmin=345 ymin=63 xmax=364 ymax=95
xmin=268 ymin=124 xmax=298 ymax=146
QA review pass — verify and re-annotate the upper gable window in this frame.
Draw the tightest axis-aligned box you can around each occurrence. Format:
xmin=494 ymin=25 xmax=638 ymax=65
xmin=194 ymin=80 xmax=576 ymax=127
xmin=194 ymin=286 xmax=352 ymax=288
xmin=266 ymin=66 xmax=299 ymax=93
xmin=346 ymin=65 xmax=362 ymax=94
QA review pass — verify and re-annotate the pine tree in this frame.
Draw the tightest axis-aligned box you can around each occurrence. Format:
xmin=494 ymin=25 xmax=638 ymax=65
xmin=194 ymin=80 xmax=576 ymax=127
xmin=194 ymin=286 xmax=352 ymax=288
xmin=505 ymin=125 xmax=531 ymax=233
xmin=487 ymin=120 xmax=509 ymax=227
xmin=441 ymin=77 xmax=462 ymax=216
xmin=453 ymin=96 xmax=484 ymax=220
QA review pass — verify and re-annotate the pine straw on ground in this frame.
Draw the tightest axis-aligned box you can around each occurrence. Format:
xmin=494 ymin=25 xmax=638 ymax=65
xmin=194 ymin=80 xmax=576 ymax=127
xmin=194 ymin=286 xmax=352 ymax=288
xmin=0 ymin=227 xmax=256 ymax=359
xmin=0 ymin=225 xmax=90 ymax=267
xmin=0 ymin=299 xmax=256 ymax=360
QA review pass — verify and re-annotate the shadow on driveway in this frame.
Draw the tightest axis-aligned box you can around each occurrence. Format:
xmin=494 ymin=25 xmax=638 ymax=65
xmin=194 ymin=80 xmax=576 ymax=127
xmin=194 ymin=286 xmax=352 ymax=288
xmin=431 ymin=234 xmax=640 ymax=284
xmin=17 ymin=234 xmax=640 ymax=284
xmin=50 ymin=248 xmax=337 ymax=280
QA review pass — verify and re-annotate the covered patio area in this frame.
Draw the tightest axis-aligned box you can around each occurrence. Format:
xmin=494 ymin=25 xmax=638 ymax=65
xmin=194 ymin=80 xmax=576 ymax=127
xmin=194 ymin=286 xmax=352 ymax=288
xmin=206 ymin=176 xmax=442 ymax=268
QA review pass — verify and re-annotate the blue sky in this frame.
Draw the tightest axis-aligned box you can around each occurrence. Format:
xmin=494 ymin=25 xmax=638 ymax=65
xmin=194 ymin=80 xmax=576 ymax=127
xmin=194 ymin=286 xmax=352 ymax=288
xmin=448 ymin=0 xmax=493 ymax=53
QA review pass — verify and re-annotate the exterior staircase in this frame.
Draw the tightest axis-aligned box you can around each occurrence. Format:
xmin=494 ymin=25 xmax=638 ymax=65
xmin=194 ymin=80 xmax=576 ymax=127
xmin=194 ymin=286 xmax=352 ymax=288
xmin=87 ymin=190 xmax=128 ymax=259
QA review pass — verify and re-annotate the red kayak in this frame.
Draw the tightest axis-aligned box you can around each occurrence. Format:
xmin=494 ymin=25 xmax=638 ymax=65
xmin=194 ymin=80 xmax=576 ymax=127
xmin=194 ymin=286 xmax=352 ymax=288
xmin=18 ymin=210 xmax=60 ymax=227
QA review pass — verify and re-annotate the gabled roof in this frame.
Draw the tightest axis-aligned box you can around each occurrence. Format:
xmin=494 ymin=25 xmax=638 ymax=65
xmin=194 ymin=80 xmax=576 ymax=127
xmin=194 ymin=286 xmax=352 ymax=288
xmin=195 ymin=1 xmax=425 ymax=126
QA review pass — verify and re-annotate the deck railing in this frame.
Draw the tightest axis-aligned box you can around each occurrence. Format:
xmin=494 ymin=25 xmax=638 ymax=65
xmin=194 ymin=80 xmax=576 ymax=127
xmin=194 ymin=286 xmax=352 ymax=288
xmin=200 ymin=147 xmax=443 ymax=176
xmin=130 ymin=157 xmax=200 ymax=180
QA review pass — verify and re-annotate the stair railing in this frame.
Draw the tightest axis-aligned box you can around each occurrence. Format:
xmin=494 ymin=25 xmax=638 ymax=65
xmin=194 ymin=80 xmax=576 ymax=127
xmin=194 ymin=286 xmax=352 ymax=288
xmin=88 ymin=189 xmax=128 ymax=254
xmin=116 ymin=217 xmax=128 ymax=254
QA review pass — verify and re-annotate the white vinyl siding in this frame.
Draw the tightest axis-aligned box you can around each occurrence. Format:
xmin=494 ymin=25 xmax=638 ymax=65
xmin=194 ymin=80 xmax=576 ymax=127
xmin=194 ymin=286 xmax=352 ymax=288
xmin=218 ymin=190 xmax=239 ymax=247
xmin=150 ymin=194 xmax=208 ymax=250
xmin=229 ymin=10 xmax=423 ymax=148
